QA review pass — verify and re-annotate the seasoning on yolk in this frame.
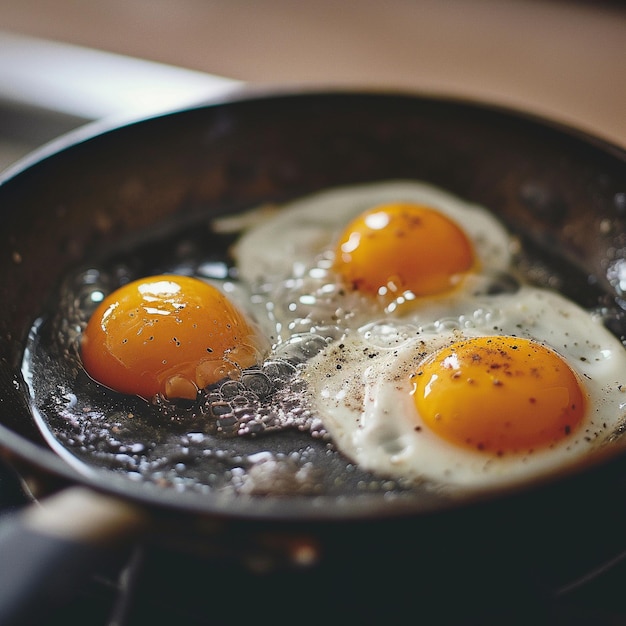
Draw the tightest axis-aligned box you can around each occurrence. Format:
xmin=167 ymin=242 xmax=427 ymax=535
xmin=81 ymin=275 xmax=267 ymax=400
xmin=333 ymin=202 xmax=476 ymax=301
xmin=411 ymin=336 xmax=586 ymax=454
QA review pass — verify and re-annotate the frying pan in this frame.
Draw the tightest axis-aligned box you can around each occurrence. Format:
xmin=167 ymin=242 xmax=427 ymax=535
xmin=0 ymin=88 xmax=626 ymax=625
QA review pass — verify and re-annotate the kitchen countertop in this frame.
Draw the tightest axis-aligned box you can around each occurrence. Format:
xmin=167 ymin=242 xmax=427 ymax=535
xmin=0 ymin=0 xmax=624 ymax=149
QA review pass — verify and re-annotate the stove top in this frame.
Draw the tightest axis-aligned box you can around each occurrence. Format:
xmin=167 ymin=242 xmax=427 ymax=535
xmin=2 ymin=452 xmax=626 ymax=626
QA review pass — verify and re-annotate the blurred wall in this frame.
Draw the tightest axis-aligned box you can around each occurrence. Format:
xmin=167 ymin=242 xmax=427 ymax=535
xmin=0 ymin=0 xmax=624 ymax=146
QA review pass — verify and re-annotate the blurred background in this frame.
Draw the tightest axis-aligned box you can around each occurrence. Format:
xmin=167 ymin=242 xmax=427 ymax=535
xmin=0 ymin=0 xmax=624 ymax=172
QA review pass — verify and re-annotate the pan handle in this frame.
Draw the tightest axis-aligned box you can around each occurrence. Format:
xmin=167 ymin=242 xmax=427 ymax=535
xmin=0 ymin=486 xmax=148 ymax=626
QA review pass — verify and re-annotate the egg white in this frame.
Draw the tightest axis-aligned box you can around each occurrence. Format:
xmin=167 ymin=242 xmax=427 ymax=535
xmin=301 ymin=287 xmax=626 ymax=494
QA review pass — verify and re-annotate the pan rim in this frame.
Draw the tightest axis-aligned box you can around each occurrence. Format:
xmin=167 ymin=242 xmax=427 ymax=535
xmin=2 ymin=84 xmax=625 ymax=188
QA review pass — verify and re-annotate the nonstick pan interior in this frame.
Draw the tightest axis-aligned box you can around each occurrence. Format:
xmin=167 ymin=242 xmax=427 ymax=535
xmin=1 ymin=89 xmax=626 ymax=524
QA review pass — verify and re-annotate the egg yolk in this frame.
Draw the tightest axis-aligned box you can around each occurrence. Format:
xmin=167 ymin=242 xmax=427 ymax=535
xmin=412 ymin=336 xmax=586 ymax=454
xmin=333 ymin=202 xmax=476 ymax=302
xmin=81 ymin=275 xmax=267 ymax=400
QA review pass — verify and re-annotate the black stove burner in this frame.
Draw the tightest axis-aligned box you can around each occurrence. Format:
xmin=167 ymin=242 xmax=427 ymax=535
xmin=1 ymin=455 xmax=626 ymax=626
xmin=0 ymin=474 xmax=622 ymax=626
xmin=34 ymin=546 xmax=626 ymax=626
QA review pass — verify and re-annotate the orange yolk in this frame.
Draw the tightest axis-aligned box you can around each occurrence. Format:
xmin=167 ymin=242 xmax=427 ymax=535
xmin=333 ymin=202 xmax=476 ymax=302
xmin=81 ymin=275 xmax=267 ymax=400
xmin=412 ymin=336 xmax=586 ymax=454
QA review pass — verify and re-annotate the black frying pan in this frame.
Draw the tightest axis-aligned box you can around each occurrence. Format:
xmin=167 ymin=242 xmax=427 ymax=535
xmin=1 ymin=89 xmax=626 ymax=625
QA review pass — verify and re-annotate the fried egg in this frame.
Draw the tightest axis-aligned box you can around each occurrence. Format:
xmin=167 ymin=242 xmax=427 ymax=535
xmin=81 ymin=274 xmax=269 ymax=400
xmin=233 ymin=180 xmax=513 ymax=340
xmin=302 ymin=287 xmax=626 ymax=493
